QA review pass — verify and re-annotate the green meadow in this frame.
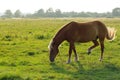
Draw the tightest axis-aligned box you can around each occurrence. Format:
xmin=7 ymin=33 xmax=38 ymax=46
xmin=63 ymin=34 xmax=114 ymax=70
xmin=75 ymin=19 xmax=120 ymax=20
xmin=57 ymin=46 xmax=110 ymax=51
xmin=0 ymin=18 xmax=120 ymax=80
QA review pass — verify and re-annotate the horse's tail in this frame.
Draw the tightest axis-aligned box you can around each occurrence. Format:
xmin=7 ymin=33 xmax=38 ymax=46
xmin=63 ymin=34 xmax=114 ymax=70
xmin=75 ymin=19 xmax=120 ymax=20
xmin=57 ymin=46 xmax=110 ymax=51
xmin=106 ymin=27 xmax=116 ymax=40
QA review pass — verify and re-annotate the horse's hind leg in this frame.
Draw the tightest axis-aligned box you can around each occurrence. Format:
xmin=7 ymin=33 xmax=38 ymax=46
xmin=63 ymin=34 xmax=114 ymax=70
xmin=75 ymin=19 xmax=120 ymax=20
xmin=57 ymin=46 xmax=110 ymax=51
xmin=67 ymin=42 xmax=73 ymax=63
xmin=72 ymin=44 xmax=79 ymax=62
xmin=99 ymin=40 xmax=104 ymax=61
xmin=88 ymin=40 xmax=99 ymax=55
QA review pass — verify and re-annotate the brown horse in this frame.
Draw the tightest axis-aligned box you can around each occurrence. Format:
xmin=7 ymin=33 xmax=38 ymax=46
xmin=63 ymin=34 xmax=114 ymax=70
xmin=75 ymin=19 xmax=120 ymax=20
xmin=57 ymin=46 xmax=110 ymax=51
xmin=48 ymin=21 xmax=116 ymax=63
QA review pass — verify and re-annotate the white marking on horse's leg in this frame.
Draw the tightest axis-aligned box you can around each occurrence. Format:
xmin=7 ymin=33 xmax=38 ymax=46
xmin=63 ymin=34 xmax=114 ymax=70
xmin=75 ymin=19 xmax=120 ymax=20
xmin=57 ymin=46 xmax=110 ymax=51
xmin=99 ymin=58 xmax=103 ymax=62
xmin=67 ymin=58 xmax=71 ymax=64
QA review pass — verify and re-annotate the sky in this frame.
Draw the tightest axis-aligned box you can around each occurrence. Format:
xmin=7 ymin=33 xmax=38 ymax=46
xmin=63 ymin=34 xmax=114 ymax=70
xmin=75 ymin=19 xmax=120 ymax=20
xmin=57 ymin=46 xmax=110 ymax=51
xmin=0 ymin=0 xmax=120 ymax=13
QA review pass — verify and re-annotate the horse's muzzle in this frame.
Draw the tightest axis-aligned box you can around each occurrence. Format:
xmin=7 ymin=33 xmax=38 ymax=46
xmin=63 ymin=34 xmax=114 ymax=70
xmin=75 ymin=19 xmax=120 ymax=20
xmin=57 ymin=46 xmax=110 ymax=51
xmin=50 ymin=58 xmax=54 ymax=62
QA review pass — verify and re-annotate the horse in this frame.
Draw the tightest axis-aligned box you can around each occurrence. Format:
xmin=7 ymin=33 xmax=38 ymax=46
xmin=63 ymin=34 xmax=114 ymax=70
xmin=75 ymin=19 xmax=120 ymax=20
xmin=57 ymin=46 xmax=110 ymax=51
xmin=48 ymin=21 xmax=116 ymax=63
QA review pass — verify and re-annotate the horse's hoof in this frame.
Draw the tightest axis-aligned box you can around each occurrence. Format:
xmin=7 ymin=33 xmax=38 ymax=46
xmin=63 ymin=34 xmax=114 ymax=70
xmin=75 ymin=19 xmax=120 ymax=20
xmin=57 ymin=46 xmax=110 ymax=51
xmin=66 ymin=62 xmax=70 ymax=64
xmin=75 ymin=60 xmax=79 ymax=62
xmin=66 ymin=60 xmax=71 ymax=64
xmin=75 ymin=58 xmax=79 ymax=62
xmin=99 ymin=59 xmax=103 ymax=62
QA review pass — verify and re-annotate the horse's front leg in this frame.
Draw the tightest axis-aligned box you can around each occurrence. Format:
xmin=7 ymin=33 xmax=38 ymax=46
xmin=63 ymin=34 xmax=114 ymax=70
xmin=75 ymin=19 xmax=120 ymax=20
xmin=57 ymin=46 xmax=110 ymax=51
xmin=67 ymin=42 xmax=73 ymax=64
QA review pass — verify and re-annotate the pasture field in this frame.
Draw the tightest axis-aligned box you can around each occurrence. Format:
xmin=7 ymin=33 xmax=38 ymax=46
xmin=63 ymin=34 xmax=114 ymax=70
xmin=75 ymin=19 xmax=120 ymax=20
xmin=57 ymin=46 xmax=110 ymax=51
xmin=0 ymin=18 xmax=120 ymax=80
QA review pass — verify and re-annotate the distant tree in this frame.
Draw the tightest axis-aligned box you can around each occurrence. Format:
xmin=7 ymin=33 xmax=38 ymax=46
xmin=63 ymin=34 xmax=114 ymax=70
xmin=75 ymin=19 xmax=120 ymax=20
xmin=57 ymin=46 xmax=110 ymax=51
xmin=3 ymin=10 xmax=13 ymax=18
xmin=70 ymin=11 xmax=79 ymax=17
xmin=34 ymin=9 xmax=45 ymax=17
xmin=46 ymin=8 xmax=54 ymax=17
xmin=1 ymin=8 xmax=116 ymax=18
xmin=14 ymin=10 xmax=22 ymax=18
xmin=105 ymin=12 xmax=112 ymax=18
xmin=55 ymin=9 xmax=62 ymax=17
xmin=112 ymin=8 xmax=120 ymax=17
xmin=46 ymin=8 xmax=54 ymax=13
xmin=78 ymin=12 xmax=90 ymax=17
xmin=25 ymin=13 xmax=33 ymax=18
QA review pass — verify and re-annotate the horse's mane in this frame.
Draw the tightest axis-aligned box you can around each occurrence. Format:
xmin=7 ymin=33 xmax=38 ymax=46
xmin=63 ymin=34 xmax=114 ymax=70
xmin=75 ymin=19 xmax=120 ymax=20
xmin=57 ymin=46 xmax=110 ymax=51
xmin=54 ymin=21 xmax=74 ymax=36
xmin=48 ymin=21 xmax=73 ymax=50
xmin=48 ymin=39 xmax=53 ymax=50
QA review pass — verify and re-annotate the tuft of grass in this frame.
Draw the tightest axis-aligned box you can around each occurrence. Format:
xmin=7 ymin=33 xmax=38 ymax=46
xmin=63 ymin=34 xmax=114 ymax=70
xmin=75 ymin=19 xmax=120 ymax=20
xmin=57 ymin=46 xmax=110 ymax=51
xmin=35 ymin=34 xmax=45 ymax=40
xmin=34 ymin=34 xmax=50 ymax=40
xmin=27 ymin=52 xmax=35 ymax=56
xmin=2 ymin=35 xmax=13 ymax=41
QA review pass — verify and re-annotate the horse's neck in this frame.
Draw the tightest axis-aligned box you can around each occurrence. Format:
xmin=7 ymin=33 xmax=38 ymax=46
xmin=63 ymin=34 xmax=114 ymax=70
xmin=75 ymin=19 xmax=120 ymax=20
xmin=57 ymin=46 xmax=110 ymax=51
xmin=53 ymin=36 xmax=64 ymax=47
xmin=53 ymin=26 xmax=66 ymax=47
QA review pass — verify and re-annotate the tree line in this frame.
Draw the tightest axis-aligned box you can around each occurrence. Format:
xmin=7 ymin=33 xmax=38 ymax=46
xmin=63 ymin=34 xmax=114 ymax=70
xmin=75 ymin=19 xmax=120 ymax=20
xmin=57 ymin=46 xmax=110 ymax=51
xmin=1 ymin=7 xmax=120 ymax=18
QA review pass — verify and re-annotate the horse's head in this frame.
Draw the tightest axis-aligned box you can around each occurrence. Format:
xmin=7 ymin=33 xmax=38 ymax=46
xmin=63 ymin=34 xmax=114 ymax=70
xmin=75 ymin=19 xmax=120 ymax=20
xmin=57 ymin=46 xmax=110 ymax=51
xmin=48 ymin=40 xmax=59 ymax=62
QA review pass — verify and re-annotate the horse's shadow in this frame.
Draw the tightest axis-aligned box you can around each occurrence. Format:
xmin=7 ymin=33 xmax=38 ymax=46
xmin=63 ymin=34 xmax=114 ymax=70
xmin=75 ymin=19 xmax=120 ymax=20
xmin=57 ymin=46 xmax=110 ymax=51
xmin=50 ymin=61 xmax=85 ymax=74
xmin=70 ymin=61 xmax=85 ymax=72
xmin=50 ymin=61 xmax=120 ymax=79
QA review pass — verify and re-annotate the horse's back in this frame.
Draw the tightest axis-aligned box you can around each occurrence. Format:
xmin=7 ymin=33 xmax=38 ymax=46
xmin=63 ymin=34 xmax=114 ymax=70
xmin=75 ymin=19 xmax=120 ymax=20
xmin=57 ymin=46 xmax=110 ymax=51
xmin=64 ymin=21 xmax=107 ymax=42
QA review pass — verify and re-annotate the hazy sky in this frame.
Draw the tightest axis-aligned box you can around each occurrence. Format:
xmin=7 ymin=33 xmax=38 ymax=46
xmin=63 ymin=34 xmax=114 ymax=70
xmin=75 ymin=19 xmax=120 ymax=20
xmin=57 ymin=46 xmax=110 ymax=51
xmin=0 ymin=0 xmax=120 ymax=13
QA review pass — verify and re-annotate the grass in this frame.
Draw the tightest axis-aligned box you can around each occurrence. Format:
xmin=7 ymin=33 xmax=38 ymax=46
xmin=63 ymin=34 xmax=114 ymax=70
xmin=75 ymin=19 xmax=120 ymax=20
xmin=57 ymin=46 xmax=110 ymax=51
xmin=0 ymin=18 xmax=120 ymax=80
